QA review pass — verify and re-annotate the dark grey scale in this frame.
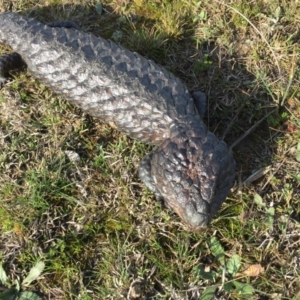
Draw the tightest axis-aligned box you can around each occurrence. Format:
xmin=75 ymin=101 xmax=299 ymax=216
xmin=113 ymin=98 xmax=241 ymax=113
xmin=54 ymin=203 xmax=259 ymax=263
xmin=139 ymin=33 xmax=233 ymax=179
xmin=0 ymin=12 xmax=236 ymax=231
xmin=0 ymin=52 xmax=26 ymax=84
xmin=48 ymin=20 xmax=81 ymax=30
xmin=192 ymin=91 xmax=207 ymax=118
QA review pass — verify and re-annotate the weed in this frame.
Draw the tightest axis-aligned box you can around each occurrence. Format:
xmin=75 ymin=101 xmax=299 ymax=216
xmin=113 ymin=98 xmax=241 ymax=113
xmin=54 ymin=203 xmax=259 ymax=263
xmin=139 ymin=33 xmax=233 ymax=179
xmin=126 ymin=23 xmax=167 ymax=60
xmin=197 ymin=236 xmax=256 ymax=299
xmin=0 ymin=0 xmax=299 ymax=299
xmin=0 ymin=261 xmax=45 ymax=300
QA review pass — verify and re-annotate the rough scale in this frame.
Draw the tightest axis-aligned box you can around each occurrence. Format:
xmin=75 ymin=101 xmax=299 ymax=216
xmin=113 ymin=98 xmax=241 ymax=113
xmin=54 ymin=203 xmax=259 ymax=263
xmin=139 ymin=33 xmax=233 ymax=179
xmin=0 ymin=12 xmax=235 ymax=231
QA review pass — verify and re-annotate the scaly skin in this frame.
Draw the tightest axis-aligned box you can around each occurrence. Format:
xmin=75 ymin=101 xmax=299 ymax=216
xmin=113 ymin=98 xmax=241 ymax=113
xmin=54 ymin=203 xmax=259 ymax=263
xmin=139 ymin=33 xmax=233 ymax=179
xmin=0 ymin=12 xmax=235 ymax=231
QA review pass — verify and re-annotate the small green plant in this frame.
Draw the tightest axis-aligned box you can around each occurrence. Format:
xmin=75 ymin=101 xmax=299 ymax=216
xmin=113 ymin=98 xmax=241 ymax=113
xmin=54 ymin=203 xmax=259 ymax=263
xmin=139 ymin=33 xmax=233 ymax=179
xmin=0 ymin=261 xmax=45 ymax=300
xmin=193 ymin=54 xmax=213 ymax=72
xmin=125 ymin=23 xmax=167 ymax=61
xmin=297 ymin=141 xmax=300 ymax=162
xmin=199 ymin=237 xmax=254 ymax=299
xmin=253 ymin=194 xmax=275 ymax=229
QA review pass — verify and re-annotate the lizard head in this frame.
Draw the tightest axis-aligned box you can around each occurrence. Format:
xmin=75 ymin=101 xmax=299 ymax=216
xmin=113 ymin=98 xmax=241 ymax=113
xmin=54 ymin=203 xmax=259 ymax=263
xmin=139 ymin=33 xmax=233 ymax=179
xmin=147 ymin=122 xmax=235 ymax=231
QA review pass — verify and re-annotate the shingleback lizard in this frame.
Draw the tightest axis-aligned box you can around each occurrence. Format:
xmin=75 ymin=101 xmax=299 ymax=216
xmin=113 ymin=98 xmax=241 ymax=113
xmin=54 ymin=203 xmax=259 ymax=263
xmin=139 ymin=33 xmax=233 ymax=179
xmin=0 ymin=11 xmax=236 ymax=231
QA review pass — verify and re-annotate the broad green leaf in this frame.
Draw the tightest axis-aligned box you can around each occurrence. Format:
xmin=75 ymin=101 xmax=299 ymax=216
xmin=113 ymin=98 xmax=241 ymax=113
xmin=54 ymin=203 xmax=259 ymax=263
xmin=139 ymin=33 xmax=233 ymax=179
xmin=210 ymin=237 xmax=225 ymax=265
xmin=265 ymin=207 xmax=275 ymax=228
xmin=19 ymin=291 xmax=42 ymax=300
xmin=254 ymin=194 xmax=265 ymax=207
xmin=0 ymin=263 xmax=8 ymax=284
xmin=198 ymin=11 xmax=207 ymax=21
xmin=267 ymin=207 xmax=275 ymax=216
xmin=14 ymin=279 xmax=20 ymax=292
xmin=274 ymin=6 xmax=281 ymax=20
xmin=296 ymin=142 xmax=300 ymax=162
xmin=0 ymin=287 xmax=19 ymax=300
xmin=200 ymin=285 xmax=218 ymax=300
xmin=95 ymin=2 xmax=103 ymax=15
xmin=226 ymin=254 xmax=241 ymax=276
xmin=224 ymin=281 xmax=234 ymax=292
xmin=197 ymin=265 xmax=217 ymax=281
xmin=233 ymin=281 xmax=254 ymax=296
xmin=22 ymin=262 xmax=45 ymax=286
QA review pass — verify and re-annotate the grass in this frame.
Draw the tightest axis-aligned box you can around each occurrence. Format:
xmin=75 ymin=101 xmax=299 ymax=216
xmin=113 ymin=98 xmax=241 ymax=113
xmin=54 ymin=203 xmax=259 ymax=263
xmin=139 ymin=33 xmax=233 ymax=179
xmin=0 ymin=0 xmax=299 ymax=299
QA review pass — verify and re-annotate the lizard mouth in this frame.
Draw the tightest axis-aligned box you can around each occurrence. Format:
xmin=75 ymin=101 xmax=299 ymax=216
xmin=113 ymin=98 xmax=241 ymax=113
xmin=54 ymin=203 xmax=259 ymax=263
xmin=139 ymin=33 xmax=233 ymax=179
xmin=166 ymin=197 xmax=210 ymax=231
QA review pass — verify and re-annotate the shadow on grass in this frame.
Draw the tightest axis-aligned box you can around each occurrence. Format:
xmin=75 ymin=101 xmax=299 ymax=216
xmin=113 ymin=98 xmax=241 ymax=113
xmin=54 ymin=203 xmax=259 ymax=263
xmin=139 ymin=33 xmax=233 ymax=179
xmin=0 ymin=2 xmax=297 ymax=300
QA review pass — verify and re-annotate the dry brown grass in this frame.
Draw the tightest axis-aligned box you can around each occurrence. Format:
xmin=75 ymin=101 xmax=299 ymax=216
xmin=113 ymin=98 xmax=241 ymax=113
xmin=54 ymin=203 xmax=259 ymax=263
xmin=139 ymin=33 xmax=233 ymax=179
xmin=0 ymin=0 xmax=299 ymax=299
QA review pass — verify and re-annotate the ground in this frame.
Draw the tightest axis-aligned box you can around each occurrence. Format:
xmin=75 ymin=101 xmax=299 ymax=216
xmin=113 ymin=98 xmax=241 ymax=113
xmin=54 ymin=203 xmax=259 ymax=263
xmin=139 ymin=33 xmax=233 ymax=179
xmin=0 ymin=0 xmax=299 ymax=299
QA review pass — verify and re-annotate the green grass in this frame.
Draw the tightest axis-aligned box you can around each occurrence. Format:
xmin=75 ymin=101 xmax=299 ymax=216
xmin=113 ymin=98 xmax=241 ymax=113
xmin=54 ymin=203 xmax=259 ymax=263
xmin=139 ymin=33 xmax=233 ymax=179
xmin=0 ymin=0 xmax=300 ymax=299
